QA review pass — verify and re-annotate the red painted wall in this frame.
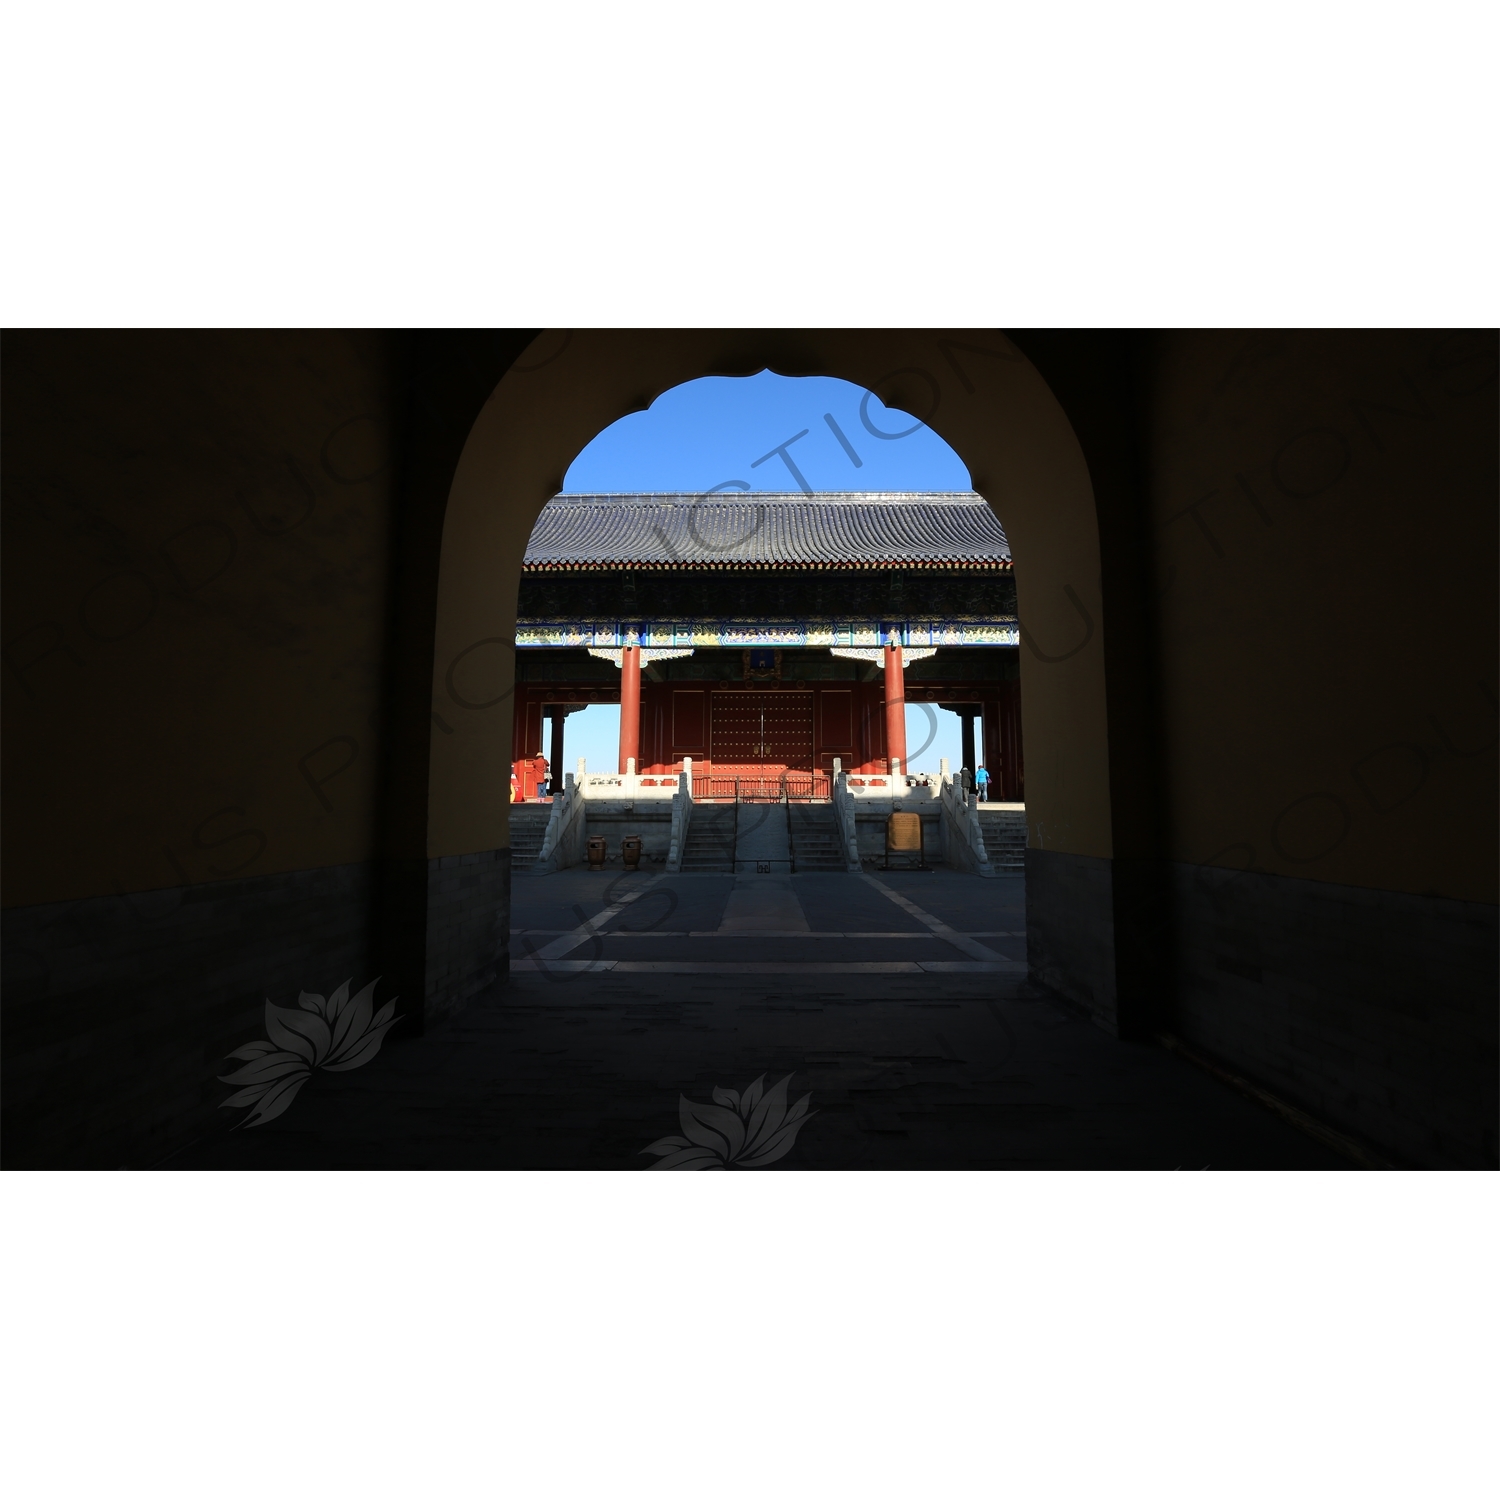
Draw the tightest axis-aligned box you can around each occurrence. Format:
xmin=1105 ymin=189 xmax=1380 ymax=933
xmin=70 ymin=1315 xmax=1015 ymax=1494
xmin=983 ymin=680 xmax=1024 ymax=800
xmin=510 ymin=676 xmax=1023 ymax=789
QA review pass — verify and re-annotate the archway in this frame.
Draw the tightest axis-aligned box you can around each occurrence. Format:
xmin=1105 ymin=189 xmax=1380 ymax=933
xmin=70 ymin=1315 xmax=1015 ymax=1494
xmin=427 ymin=331 xmax=1120 ymax=1029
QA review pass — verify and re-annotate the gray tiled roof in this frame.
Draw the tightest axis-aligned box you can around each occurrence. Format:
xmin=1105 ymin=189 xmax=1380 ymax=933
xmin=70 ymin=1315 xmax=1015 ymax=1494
xmin=523 ymin=492 xmax=1011 ymax=571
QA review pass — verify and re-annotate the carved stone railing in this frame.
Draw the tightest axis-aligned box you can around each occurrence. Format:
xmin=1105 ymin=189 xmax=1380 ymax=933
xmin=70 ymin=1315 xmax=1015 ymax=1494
xmin=831 ymin=772 xmax=863 ymax=871
xmin=666 ymin=757 xmax=693 ymax=873
xmin=536 ymin=771 xmax=589 ymax=874
xmin=937 ymin=772 xmax=996 ymax=877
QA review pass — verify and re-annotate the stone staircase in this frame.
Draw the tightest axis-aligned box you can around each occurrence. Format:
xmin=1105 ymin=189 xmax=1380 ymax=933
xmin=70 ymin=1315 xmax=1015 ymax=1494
xmin=509 ymin=804 xmax=553 ymax=871
xmin=978 ymin=807 xmax=1027 ymax=873
xmin=788 ymin=803 xmax=847 ymax=871
xmin=681 ymin=804 xmax=737 ymax=872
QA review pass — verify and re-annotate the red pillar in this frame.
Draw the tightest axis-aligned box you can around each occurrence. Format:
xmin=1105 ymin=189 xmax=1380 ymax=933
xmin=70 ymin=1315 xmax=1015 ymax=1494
xmin=981 ymin=701 xmax=1001 ymax=794
xmin=618 ymin=643 xmax=641 ymax=773
xmin=997 ymin=679 xmax=1024 ymax=801
xmin=883 ymin=636 xmax=907 ymax=776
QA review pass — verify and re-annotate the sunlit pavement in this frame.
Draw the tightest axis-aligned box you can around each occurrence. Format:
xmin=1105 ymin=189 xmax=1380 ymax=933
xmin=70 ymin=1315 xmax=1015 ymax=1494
xmin=174 ymin=869 xmax=1348 ymax=1170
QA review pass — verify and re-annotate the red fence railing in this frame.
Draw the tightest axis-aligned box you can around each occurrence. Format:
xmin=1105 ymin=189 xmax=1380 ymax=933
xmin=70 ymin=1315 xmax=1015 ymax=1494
xmin=692 ymin=771 xmax=831 ymax=802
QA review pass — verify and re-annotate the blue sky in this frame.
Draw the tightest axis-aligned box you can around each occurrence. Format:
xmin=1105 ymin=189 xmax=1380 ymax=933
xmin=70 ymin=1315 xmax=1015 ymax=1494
xmin=553 ymin=372 xmax=977 ymax=778
xmin=564 ymin=371 xmax=972 ymax=493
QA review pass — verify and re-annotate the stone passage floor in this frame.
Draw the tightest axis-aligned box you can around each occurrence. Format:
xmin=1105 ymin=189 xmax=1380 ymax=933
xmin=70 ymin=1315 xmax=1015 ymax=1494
xmin=173 ymin=870 xmax=1348 ymax=1170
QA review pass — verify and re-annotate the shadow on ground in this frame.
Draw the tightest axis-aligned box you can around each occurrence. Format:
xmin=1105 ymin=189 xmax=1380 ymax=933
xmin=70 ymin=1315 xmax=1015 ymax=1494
xmin=173 ymin=869 xmax=1348 ymax=1170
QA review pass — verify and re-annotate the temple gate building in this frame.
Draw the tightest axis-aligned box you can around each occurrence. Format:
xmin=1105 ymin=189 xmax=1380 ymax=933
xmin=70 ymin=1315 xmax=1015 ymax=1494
xmin=510 ymin=491 xmax=1024 ymax=801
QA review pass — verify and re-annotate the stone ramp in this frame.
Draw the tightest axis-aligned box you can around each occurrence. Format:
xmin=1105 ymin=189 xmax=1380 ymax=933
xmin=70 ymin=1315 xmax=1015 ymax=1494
xmin=732 ymin=798 xmax=791 ymax=873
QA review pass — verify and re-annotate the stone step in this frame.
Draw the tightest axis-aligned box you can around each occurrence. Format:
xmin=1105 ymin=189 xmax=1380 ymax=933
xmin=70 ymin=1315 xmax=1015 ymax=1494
xmin=788 ymin=805 xmax=843 ymax=872
xmin=682 ymin=811 xmax=736 ymax=871
xmin=509 ymin=807 xmax=553 ymax=871
xmin=978 ymin=815 xmax=1026 ymax=871
xmin=978 ymin=814 xmax=1027 ymax=851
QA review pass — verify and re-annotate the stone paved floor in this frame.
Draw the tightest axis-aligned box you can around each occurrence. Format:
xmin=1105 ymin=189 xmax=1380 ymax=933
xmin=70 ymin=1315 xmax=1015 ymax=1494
xmin=173 ymin=868 xmax=1349 ymax=1170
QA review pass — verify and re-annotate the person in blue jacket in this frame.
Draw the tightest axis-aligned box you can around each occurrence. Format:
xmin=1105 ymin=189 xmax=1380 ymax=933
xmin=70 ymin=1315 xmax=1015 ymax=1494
xmin=975 ymin=763 xmax=991 ymax=802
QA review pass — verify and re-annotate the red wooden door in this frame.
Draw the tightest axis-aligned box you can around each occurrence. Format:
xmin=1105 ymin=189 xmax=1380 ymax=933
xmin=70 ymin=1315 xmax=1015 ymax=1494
xmin=710 ymin=692 xmax=814 ymax=772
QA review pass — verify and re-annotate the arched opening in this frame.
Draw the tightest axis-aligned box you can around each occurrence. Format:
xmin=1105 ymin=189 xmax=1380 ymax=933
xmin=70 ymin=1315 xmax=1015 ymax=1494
xmin=509 ymin=370 xmax=1014 ymax=796
xmin=425 ymin=331 xmax=1121 ymax=1030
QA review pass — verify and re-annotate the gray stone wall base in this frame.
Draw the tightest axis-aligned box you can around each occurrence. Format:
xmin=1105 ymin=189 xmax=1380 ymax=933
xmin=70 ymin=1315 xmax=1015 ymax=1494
xmin=423 ymin=847 xmax=509 ymax=1025
xmin=1171 ymin=862 xmax=1498 ymax=1170
xmin=1025 ymin=846 xmax=1500 ymax=1167
xmin=2 ymin=848 xmax=512 ymax=1167
xmin=1025 ymin=848 xmax=1121 ymax=1033
xmin=2 ymin=863 xmax=374 ymax=1168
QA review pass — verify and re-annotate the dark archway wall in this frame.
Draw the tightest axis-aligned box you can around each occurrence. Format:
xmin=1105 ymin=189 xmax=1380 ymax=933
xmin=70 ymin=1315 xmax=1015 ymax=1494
xmin=1015 ymin=329 xmax=1497 ymax=1166
xmin=1 ymin=330 xmax=534 ymax=1165
xmin=2 ymin=329 xmax=1494 ymax=1168
xmin=1144 ymin=331 xmax=1497 ymax=1166
xmin=4 ymin=331 xmax=398 ymax=905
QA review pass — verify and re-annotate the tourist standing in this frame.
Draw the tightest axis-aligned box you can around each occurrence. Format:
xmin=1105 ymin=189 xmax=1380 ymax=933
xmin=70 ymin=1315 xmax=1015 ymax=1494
xmin=975 ymin=764 xmax=991 ymax=802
